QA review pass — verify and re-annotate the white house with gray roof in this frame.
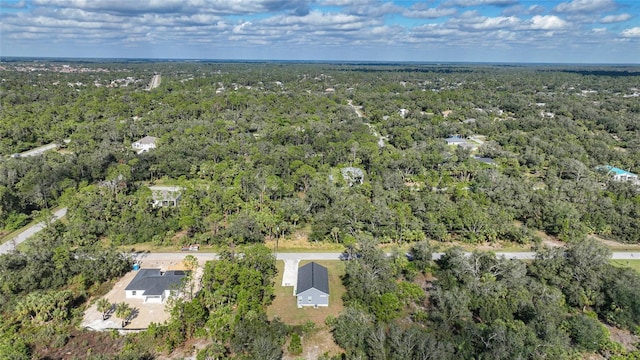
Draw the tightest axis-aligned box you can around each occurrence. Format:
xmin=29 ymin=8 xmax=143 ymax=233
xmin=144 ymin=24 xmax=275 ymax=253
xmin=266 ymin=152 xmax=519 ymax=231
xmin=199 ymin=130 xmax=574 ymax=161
xmin=125 ymin=269 xmax=185 ymax=303
xmin=132 ymin=136 xmax=158 ymax=154
xmin=296 ymin=262 xmax=329 ymax=308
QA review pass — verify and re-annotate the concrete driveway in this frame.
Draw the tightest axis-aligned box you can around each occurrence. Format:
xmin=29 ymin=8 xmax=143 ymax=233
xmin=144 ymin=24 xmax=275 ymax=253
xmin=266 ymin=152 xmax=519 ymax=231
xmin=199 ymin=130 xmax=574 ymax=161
xmin=282 ymin=259 xmax=299 ymax=294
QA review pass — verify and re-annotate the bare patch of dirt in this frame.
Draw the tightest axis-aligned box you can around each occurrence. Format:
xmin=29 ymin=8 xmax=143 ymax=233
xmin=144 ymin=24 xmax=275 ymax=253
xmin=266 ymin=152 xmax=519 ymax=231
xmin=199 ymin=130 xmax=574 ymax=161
xmin=171 ymin=229 xmax=189 ymax=243
xmin=607 ymin=325 xmax=639 ymax=352
xmin=34 ymin=328 xmax=125 ymax=360
xmin=265 ymin=233 xmax=343 ymax=252
xmin=590 ymin=235 xmax=640 ymax=249
xmin=284 ymin=328 xmax=343 ymax=360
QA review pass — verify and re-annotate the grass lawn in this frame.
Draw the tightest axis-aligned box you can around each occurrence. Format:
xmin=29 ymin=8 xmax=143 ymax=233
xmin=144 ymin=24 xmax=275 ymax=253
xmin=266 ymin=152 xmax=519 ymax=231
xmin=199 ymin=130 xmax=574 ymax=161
xmin=268 ymin=260 xmax=346 ymax=325
xmin=267 ymin=260 xmax=346 ymax=359
xmin=611 ymin=260 xmax=640 ymax=273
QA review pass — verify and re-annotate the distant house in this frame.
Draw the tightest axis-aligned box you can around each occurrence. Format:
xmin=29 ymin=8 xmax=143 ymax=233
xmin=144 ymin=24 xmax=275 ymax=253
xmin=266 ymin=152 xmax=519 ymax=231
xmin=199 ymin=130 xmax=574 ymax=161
xmin=132 ymin=136 xmax=158 ymax=153
xmin=599 ymin=165 xmax=639 ymax=184
xmin=296 ymin=262 xmax=329 ymax=308
xmin=125 ymin=269 xmax=186 ymax=303
xmin=473 ymin=156 xmax=496 ymax=165
xmin=341 ymin=167 xmax=364 ymax=186
xmin=445 ymin=136 xmax=479 ymax=151
xmin=148 ymin=185 xmax=183 ymax=207
xmin=445 ymin=136 xmax=467 ymax=146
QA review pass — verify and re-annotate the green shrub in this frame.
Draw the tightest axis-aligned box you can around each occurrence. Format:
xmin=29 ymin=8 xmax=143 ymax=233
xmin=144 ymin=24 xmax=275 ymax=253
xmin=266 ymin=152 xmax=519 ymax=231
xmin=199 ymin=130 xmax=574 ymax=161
xmin=288 ymin=333 xmax=303 ymax=355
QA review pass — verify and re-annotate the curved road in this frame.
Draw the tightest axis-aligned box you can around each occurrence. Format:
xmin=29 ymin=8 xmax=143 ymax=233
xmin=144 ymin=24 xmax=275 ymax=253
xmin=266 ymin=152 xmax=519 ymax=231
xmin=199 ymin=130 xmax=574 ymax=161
xmin=0 ymin=208 xmax=67 ymax=255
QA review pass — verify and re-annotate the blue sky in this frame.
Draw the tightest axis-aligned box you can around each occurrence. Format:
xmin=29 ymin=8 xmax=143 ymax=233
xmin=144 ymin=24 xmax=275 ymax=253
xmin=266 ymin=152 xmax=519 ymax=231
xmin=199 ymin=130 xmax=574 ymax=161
xmin=1 ymin=0 xmax=639 ymax=63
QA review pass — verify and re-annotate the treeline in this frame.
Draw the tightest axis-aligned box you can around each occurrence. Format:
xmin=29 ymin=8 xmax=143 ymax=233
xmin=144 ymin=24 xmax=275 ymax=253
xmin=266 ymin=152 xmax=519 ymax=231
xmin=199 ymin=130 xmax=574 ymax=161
xmin=328 ymin=238 xmax=640 ymax=359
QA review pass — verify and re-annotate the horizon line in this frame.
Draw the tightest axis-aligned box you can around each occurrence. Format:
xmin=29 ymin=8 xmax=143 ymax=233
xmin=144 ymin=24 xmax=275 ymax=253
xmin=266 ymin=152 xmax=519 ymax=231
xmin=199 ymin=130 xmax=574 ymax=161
xmin=1 ymin=56 xmax=639 ymax=67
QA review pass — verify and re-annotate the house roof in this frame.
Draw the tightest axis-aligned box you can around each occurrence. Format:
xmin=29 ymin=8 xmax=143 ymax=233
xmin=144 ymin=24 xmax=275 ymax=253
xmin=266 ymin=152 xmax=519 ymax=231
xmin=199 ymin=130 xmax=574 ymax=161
xmin=296 ymin=262 xmax=329 ymax=295
xmin=473 ymin=156 xmax=496 ymax=165
xmin=445 ymin=136 xmax=467 ymax=144
xmin=125 ymin=269 xmax=185 ymax=296
xmin=135 ymin=136 xmax=158 ymax=145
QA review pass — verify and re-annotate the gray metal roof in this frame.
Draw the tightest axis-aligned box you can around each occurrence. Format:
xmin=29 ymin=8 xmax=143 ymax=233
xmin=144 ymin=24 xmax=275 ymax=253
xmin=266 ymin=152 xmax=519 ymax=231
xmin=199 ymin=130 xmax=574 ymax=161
xmin=125 ymin=269 xmax=185 ymax=295
xmin=296 ymin=262 xmax=329 ymax=295
xmin=136 ymin=136 xmax=158 ymax=144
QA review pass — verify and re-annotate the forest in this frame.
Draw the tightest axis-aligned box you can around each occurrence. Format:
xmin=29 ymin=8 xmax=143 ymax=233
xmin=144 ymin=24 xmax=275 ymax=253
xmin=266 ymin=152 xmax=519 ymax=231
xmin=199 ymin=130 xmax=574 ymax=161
xmin=0 ymin=60 xmax=639 ymax=359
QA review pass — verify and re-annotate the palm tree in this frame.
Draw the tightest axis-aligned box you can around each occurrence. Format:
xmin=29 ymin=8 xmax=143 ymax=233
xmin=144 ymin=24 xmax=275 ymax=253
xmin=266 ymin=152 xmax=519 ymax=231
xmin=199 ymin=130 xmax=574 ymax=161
xmin=114 ymin=302 xmax=132 ymax=328
xmin=96 ymin=298 xmax=111 ymax=321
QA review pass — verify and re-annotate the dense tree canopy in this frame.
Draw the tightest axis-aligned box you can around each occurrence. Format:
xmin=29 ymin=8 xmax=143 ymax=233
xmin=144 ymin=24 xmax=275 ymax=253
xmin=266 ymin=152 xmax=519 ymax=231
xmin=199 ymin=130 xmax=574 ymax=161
xmin=1 ymin=60 xmax=639 ymax=358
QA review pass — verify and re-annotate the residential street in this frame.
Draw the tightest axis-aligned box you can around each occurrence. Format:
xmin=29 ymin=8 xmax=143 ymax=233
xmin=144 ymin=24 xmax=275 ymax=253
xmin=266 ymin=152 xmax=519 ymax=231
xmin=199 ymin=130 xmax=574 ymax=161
xmin=2 ymin=208 xmax=639 ymax=263
xmin=0 ymin=207 xmax=67 ymax=255
xmin=135 ymin=250 xmax=640 ymax=263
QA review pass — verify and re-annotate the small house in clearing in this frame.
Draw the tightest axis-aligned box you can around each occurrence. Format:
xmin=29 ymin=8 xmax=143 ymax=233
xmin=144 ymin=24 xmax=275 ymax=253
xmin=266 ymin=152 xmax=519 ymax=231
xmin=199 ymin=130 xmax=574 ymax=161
xmin=296 ymin=262 xmax=329 ymax=308
xmin=445 ymin=136 xmax=479 ymax=151
xmin=125 ymin=269 xmax=186 ymax=303
xmin=132 ymin=136 xmax=158 ymax=153
xmin=148 ymin=185 xmax=183 ymax=207
xmin=445 ymin=136 xmax=467 ymax=146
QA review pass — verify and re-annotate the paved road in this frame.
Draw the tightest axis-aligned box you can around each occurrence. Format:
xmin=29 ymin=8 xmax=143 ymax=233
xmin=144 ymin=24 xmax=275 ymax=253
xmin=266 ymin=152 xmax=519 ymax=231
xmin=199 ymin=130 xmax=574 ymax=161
xmin=20 ymin=142 xmax=58 ymax=157
xmin=0 ymin=207 xmax=68 ymax=255
xmin=134 ymin=250 xmax=640 ymax=262
xmin=147 ymin=74 xmax=161 ymax=90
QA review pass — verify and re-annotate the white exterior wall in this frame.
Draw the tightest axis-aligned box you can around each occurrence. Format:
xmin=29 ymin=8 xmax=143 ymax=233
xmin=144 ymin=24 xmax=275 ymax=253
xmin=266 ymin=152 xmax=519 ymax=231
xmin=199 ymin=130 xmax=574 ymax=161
xmin=613 ymin=173 xmax=639 ymax=182
xmin=125 ymin=290 xmax=146 ymax=299
xmin=144 ymin=295 xmax=163 ymax=304
xmin=133 ymin=142 xmax=156 ymax=153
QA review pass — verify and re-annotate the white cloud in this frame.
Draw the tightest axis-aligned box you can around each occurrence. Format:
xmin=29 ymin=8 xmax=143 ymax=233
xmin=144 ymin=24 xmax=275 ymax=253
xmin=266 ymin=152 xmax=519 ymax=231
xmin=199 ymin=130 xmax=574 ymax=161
xmin=442 ymin=0 xmax=517 ymax=7
xmin=527 ymin=15 xmax=569 ymax=30
xmin=621 ymin=27 xmax=640 ymax=38
xmin=1 ymin=0 xmax=636 ymax=62
xmin=320 ymin=0 xmax=372 ymax=5
xmin=344 ymin=1 xmax=402 ymax=17
xmin=0 ymin=0 xmax=26 ymax=9
xmin=600 ymin=13 xmax=632 ymax=24
xmin=32 ymin=0 xmax=313 ymax=15
xmin=501 ymin=4 xmax=545 ymax=16
xmin=466 ymin=16 xmax=520 ymax=30
xmin=404 ymin=5 xmax=457 ymax=19
xmin=553 ymin=0 xmax=616 ymax=14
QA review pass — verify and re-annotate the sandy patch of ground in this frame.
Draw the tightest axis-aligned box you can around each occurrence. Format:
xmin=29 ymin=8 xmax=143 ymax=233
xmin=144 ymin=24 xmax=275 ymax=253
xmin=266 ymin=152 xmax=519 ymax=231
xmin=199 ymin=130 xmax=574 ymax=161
xmin=607 ymin=325 xmax=638 ymax=352
xmin=590 ymin=235 xmax=640 ymax=249
xmin=284 ymin=328 xmax=343 ymax=360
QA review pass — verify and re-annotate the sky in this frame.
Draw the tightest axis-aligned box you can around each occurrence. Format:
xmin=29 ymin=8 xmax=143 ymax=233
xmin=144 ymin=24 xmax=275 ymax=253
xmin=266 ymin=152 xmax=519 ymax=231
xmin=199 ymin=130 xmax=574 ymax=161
xmin=1 ymin=0 xmax=639 ymax=63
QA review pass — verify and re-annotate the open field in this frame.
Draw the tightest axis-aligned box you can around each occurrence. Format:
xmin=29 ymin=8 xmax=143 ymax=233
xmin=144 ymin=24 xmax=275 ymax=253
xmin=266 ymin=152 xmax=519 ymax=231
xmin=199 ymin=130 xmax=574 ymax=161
xmin=267 ymin=260 xmax=346 ymax=359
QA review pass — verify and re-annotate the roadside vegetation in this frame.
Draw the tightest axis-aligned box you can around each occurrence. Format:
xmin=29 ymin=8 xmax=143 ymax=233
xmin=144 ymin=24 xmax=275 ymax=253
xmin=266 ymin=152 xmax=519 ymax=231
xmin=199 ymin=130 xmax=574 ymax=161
xmin=0 ymin=60 xmax=639 ymax=358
